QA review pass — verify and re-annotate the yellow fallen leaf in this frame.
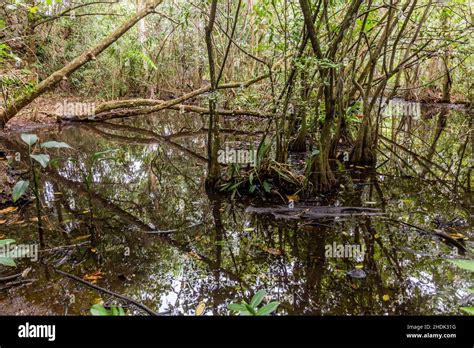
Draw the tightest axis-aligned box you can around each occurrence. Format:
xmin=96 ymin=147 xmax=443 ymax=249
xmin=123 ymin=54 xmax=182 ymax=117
xmin=195 ymin=302 xmax=205 ymax=316
xmin=92 ymin=297 xmax=103 ymax=305
xmin=0 ymin=219 xmax=6 ymax=224
xmin=0 ymin=206 xmax=17 ymax=214
xmin=355 ymin=264 xmax=364 ymax=269
xmin=448 ymin=233 xmax=468 ymax=240
xmin=91 ymin=248 xmax=97 ymax=253
xmin=243 ymin=227 xmax=255 ymax=232
xmin=263 ymin=247 xmax=282 ymax=256
xmin=383 ymin=294 xmax=390 ymax=301
xmin=83 ymin=271 xmax=104 ymax=283
xmin=286 ymin=194 xmax=300 ymax=202
xmin=71 ymin=234 xmax=91 ymax=242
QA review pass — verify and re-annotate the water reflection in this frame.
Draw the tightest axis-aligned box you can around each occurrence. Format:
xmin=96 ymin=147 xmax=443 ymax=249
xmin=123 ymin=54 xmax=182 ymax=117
xmin=0 ymin=106 xmax=471 ymax=315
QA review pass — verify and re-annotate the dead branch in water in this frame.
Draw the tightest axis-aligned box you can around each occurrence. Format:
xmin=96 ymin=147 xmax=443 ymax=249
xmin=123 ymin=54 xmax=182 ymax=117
xmin=55 ymin=268 xmax=168 ymax=316
xmin=246 ymin=205 xmax=384 ymax=221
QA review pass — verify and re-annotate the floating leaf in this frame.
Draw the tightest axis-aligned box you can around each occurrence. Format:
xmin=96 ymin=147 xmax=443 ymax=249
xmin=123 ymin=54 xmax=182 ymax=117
xmin=21 ymin=133 xmax=38 ymax=146
xmin=195 ymin=302 xmax=206 ymax=316
xmin=30 ymin=154 xmax=50 ymax=168
xmin=12 ymin=180 xmax=29 ymax=203
xmin=41 ymin=141 xmax=73 ymax=149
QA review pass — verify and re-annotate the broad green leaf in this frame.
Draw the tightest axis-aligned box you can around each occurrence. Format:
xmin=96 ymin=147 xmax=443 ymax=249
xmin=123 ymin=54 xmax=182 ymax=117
xmin=21 ymin=133 xmax=38 ymax=146
xmin=41 ymin=141 xmax=72 ymax=149
xmin=90 ymin=304 xmax=110 ymax=316
xmin=111 ymin=306 xmax=118 ymax=316
xmin=117 ymin=306 xmax=125 ymax=316
xmin=448 ymin=259 xmax=474 ymax=272
xmin=468 ymin=288 xmax=474 ymax=294
xmin=227 ymin=303 xmax=248 ymax=313
xmin=0 ymin=239 xmax=15 ymax=246
xmin=30 ymin=154 xmax=50 ymax=168
xmin=262 ymin=181 xmax=271 ymax=193
xmin=0 ymin=257 xmax=16 ymax=267
xmin=244 ymin=303 xmax=257 ymax=315
xmin=255 ymin=301 xmax=280 ymax=316
xmin=460 ymin=307 xmax=474 ymax=315
xmin=250 ymin=290 xmax=266 ymax=308
xmin=46 ymin=0 xmax=53 ymax=5
xmin=12 ymin=180 xmax=29 ymax=203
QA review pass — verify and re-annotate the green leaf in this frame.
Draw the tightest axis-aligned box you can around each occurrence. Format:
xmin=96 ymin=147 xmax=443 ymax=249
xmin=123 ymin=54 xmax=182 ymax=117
xmin=448 ymin=259 xmax=474 ymax=272
xmin=460 ymin=307 xmax=474 ymax=315
xmin=227 ymin=303 xmax=248 ymax=313
xmin=467 ymin=288 xmax=474 ymax=294
xmin=90 ymin=304 xmax=110 ymax=316
xmin=21 ymin=133 xmax=38 ymax=146
xmin=117 ymin=306 xmax=125 ymax=316
xmin=255 ymin=301 xmax=280 ymax=316
xmin=0 ymin=257 xmax=16 ymax=267
xmin=250 ymin=290 xmax=266 ymax=308
xmin=12 ymin=180 xmax=29 ymax=203
xmin=93 ymin=149 xmax=117 ymax=160
xmin=244 ymin=303 xmax=257 ymax=315
xmin=46 ymin=0 xmax=53 ymax=5
xmin=41 ymin=141 xmax=72 ymax=149
xmin=30 ymin=154 xmax=50 ymax=168
xmin=262 ymin=181 xmax=271 ymax=193
xmin=111 ymin=306 xmax=118 ymax=316
xmin=0 ymin=239 xmax=15 ymax=246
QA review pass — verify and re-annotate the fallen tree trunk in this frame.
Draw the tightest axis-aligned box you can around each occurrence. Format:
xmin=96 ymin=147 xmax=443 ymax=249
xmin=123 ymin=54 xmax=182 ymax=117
xmin=0 ymin=0 xmax=163 ymax=128
xmin=59 ymin=101 xmax=272 ymax=122
xmin=58 ymin=73 xmax=270 ymax=122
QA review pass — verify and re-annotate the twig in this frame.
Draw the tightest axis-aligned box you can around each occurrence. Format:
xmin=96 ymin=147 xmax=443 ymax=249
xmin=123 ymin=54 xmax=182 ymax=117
xmin=55 ymin=268 xmax=165 ymax=316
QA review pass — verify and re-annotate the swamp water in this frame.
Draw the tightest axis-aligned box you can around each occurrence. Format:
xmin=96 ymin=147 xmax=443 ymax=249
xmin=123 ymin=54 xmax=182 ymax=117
xmin=0 ymin=103 xmax=472 ymax=315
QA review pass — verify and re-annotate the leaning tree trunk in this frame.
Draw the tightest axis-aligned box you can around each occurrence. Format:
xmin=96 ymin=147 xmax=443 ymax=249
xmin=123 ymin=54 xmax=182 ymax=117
xmin=204 ymin=0 xmax=221 ymax=189
xmin=0 ymin=0 xmax=163 ymax=128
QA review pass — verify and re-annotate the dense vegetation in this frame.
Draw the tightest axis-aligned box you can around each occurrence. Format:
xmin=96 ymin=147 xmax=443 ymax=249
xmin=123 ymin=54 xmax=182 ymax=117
xmin=1 ymin=0 xmax=472 ymax=194
xmin=0 ymin=0 xmax=472 ymax=317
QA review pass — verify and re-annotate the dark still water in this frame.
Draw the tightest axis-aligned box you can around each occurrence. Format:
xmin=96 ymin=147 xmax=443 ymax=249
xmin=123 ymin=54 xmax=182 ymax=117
xmin=0 ymin=105 xmax=472 ymax=315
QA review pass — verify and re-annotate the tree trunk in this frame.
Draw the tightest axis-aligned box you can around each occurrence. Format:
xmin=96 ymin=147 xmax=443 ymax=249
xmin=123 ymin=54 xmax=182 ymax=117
xmin=0 ymin=0 xmax=163 ymax=128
